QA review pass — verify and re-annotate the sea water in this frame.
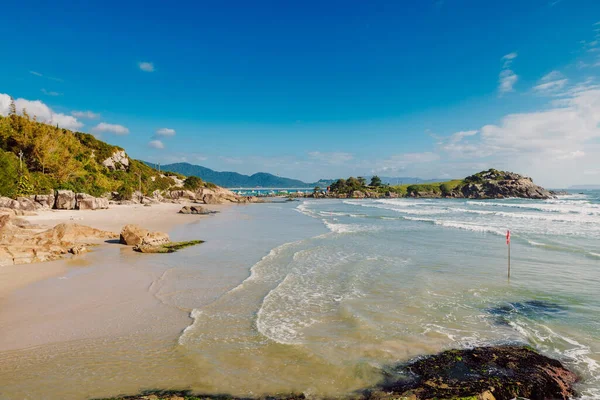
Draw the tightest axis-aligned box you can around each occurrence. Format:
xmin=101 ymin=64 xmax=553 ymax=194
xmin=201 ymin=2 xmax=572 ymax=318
xmin=1 ymin=195 xmax=599 ymax=399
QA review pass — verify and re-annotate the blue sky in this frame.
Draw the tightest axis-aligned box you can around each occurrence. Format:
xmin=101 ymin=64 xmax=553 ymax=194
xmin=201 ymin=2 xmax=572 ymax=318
xmin=1 ymin=0 xmax=600 ymax=186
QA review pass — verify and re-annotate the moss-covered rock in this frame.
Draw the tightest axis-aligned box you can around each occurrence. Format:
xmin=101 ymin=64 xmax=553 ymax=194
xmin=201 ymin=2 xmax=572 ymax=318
xmin=133 ymin=240 xmax=204 ymax=254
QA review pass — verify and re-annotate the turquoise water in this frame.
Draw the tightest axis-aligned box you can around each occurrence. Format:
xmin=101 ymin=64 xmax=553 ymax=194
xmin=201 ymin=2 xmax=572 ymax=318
xmin=175 ymin=194 xmax=600 ymax=397
xmin=1 ymin=195 xmax=599 ymax=399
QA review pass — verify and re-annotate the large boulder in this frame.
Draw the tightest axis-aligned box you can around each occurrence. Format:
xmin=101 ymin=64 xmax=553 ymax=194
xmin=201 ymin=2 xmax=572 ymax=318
xmin=75 ymin=193 xmax=109 ymax=210
xmin=119 ymin=224 xmax=150 ymax=246
xmin=55 ymin=190 xmax=76 ymax=210
xmin=119 ymin=224 xmax=170 ymax=246
xmin=33 ymin=194 xmax=55 ymax=209
xmin=351 ymin=190 xmax=366 ymax=199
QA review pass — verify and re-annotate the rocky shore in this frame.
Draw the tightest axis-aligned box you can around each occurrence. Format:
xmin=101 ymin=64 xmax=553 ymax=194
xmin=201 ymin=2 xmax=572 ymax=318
xmin=94 ymin=345 xmax=578 ymax=400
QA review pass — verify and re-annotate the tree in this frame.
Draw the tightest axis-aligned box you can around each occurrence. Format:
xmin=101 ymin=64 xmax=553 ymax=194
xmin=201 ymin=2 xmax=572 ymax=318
xmin=370 ymin=175 xmax=382 ymax=187
xmin=358 ymin=176 xmax=367 ymax=187
xmin=8 ymin=98 xmax=16 ymax=116
xmin=346 ymin=177 xmax=362 ymax=191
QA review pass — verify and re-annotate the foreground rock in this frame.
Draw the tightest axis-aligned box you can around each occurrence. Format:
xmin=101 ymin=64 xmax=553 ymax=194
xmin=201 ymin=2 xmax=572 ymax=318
xmin=119 ymin=224 xmax=170 ymax=246
xmin=94 ymin=345 xmax=577 ymax=400
xmin=0 ymin=215 xmax=117 ymax=266
xmin=372 ymin=345 xmax=577 ymax=399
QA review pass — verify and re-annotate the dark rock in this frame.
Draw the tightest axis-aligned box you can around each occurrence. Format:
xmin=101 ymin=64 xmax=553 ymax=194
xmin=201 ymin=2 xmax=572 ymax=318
xmin=456 ymin=169 xmax=553 ymax=200
xmin=373 ymin=345 xmax=577 ymax=400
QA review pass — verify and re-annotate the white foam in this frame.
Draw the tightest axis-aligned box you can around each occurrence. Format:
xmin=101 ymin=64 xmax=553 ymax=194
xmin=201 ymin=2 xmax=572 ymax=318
xmin=322 ymin=220 xmax=378 ymax=234
xmin=403 ymin=216 xmax=506 ymax=236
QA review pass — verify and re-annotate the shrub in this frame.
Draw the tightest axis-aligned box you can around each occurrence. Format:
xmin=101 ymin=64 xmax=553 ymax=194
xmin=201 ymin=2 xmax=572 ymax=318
xmin=183 ymin=176 xmax=203 ymax=191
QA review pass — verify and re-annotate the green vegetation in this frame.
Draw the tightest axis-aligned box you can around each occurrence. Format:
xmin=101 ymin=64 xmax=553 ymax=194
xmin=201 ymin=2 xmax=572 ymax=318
xmin=134 ymin=240 xmax=205 ymax=254
xmin=0 ymin=109 xmax=216 ymax=199
xmin=183 ymin=176 xmax=203 ymax=191
xmin=369 ymin=175 xmax=382 ymax=187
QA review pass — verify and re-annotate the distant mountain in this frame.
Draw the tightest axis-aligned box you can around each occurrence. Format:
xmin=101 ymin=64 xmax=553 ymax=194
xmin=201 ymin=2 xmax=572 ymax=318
xmin=145 ymin=162 xmax=311 ymax=188
xmin=568 ymin=185 xmax=600 ymax=190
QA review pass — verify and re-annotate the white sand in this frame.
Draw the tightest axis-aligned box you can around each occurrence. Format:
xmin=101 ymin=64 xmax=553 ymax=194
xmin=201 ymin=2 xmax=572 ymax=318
xmin=0 ymin=202 xmax=228 ymax=299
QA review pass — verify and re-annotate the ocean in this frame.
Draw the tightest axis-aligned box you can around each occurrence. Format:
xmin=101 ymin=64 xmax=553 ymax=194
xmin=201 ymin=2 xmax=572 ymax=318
xmin=1 ymin=194 xmax=599 ymax=399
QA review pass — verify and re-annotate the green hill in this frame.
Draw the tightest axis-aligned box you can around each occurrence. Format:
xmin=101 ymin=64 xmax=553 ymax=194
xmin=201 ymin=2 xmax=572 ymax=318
xmin=145 ymin=162 xmax=312 ymax=188
xmin=0 ymin=112 xmax=191 ymax=199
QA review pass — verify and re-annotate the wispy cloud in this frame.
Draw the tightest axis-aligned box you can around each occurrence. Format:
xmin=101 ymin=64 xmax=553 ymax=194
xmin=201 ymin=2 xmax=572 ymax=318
xmin=0 ymin=92 xmax=82 ymax=130
xmin=499 ymin=70 xmax=518 ymax=94
xmin=308 ymin=151 xmax=354 ymax=165
xmin=71 ymin=110 xmax=100 ymax=119
xmin=92 ymin=122 xmax=129 ymax=135
xmin=29 ymin=70 xmax=63 ymax=82
xmin=501 ymin=52 xmax=518 ymax=68
xmin=499 ymin=53 xmax=518 ymax=94
xmin=148 ymin=140 xmax=165 ymax=149
xmin=138 ymin=62 xmax=155 ymax=72
xmin=220 ymin=156 xmax=244 ymax=164
xmin=155 ymin=128 xmax=176 ymax=137
xmin=533 ymin=70 xmax=568 ymax=93
xmin=41 ymin=88 xmax=62 ymax=96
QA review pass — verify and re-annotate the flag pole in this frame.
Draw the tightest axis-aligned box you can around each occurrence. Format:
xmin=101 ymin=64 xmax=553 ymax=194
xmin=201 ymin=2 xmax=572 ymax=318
xmin=507 ymin=230 xmax=511 ymax=280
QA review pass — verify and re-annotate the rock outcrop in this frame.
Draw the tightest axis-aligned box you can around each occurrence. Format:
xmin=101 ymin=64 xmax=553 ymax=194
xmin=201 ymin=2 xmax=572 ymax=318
xmin=101 ymin=150 xmax=129 ymax=171
xmin=457 ymin=169 xmax=552 ymax=200
xmin=0 ymin=216 xmax=116 ymax=266
xmin=372 ymin=345 xmax=577 ymax=400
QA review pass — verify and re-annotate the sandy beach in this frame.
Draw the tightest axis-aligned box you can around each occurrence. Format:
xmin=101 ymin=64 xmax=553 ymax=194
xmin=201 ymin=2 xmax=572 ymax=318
xmin=0 ymin=203 xmax=228 ymax=300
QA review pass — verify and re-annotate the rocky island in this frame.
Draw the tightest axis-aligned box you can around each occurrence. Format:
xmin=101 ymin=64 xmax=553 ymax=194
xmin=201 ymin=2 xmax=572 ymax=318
xmin=306 ymin=169 xmax=557 ymax=200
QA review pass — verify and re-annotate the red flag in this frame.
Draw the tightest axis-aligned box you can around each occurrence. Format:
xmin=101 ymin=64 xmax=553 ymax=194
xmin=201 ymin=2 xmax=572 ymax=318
xmin=506 ymin=230 xmax=511 ymax=245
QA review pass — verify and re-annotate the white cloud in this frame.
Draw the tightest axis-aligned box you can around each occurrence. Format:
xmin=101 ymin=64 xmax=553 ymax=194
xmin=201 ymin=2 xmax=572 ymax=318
xmin=92 ymin=122 xmax=129 ymax=135
xmin=155 ymin=128 xmax=176 ymax=136
xmin=308 ymin=151 xmax=354 ymax=165
xmin=148 ymin=140 xmax=165 ymax=149
xmin=438 ymin=82 xmax=600 ymax=186
xmin=29 ymin=71 xmax=42 ymax=77
xmin=0 ymin=92 xmax=83 ymax=130
xmin=138 ymin=62 xmax=155 ymax=72
xmin=72 ymin=110 xmax=100 ymax=119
